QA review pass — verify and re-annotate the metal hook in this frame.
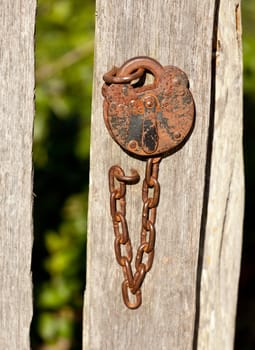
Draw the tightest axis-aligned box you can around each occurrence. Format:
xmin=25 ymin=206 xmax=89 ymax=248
xmin=114 ymin=168 xmax=140 ymax=184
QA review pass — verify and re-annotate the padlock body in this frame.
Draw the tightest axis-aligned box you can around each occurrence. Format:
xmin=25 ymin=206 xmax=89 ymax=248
xmin=103 ymin=66 xmax=195 ymax=158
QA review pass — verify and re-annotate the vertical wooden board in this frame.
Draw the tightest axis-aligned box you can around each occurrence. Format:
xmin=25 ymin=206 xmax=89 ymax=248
xmin=0 ymin=1 xmax=36 ymax=349
xmin=84 ymin=0 xmax=216 ymax=349
xmin=197 ymin=1 xmax=244 ymax=349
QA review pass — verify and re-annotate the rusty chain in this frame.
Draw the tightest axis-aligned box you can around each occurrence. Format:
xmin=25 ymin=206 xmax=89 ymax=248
xmin=109 ymin=157 xmax=161 ymax=309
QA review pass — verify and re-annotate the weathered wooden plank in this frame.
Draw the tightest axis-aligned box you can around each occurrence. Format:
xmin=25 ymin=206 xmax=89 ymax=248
xmin=196 ymin=1 xmax=244 ymax=349
xmin=0 ymin=1 xmax=36 ymax=349
xmin=84 ymin=0 xmax=243 ymax=349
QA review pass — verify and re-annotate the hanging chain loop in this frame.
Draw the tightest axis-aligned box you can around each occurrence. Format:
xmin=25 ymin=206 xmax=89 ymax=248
xmin=109 ymin=157 xmax=161 ymax=309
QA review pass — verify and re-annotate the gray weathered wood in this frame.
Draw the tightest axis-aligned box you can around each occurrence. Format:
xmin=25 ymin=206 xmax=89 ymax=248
xmin=84 ymin=0 xmax=243 ymax=349
xmin=0 ymin=1 xmax=36 ymax=349
xmin=196 ymin=1 xmax=244 ymax=349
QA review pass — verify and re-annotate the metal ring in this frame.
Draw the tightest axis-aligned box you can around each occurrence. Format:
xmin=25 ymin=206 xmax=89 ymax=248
xmin=117 ymin=56 xmax=164 ymax=86
xmin=103 ymin=66 xmax=145 ymax=84
xmin=122 ymin=280 xmax=142 ymax=309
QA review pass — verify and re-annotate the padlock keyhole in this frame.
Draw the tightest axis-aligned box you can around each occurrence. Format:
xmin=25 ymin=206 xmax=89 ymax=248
xmin=141 ymin=94 xmax=159 ymax=154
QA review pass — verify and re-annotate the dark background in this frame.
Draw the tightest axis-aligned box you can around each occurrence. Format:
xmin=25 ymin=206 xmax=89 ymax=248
xmin=31 ymin=1 xmax=255 ymax=349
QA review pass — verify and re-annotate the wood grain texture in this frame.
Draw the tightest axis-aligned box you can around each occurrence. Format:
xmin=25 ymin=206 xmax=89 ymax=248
xmin=84 ymin=0 xmax=243 ymax=349
xmin=0 ymin=1 xmax=36 ymax=349
xmin=196 ymin=1 xmax=244 ymax=349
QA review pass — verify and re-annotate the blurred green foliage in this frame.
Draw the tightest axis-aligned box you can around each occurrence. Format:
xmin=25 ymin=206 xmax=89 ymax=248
xmin=243 ymin=0 xmax=255 ymax=96
xmin=32 ymin=0 xmax=255 ymax=349
xmin=32 ymin=1 xmax=95 ymax=349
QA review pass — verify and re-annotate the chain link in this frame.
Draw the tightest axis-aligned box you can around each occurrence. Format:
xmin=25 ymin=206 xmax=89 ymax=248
xmin=109 ymin=157 xmax=161 ymax=309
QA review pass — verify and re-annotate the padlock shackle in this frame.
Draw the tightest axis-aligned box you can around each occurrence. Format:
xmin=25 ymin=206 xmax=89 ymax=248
xmin=117 ymin=56 xmax=164 ymax=85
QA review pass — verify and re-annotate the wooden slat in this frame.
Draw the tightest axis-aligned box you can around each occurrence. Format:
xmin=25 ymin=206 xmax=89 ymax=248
xmin=0 ymin=1 xmax=36 ymax=349
xmin=196 ymin=1 xmax=244 ymax=349
xmin=84 ymin=0 xmax=243 ymax=348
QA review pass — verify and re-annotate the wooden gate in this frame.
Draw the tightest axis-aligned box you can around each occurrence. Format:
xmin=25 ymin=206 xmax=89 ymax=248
xmin=0 ymin=1 xmax=243 ymax=349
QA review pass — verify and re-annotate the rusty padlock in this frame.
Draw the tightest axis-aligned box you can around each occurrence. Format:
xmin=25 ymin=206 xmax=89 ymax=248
xmin=102 ymin=56 xmax=195 ymax=158
xmin=102 ymin=57 xmax=195 ymax=309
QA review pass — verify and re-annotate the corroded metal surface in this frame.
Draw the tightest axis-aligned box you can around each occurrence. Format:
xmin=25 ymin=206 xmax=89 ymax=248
xmin=103 ymin=57 xmax=195 ymax=309
xmin=109 ymin=158 xmax=160 ymax=309
xmin=102 ymin=56 xmax=195 ymax=158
